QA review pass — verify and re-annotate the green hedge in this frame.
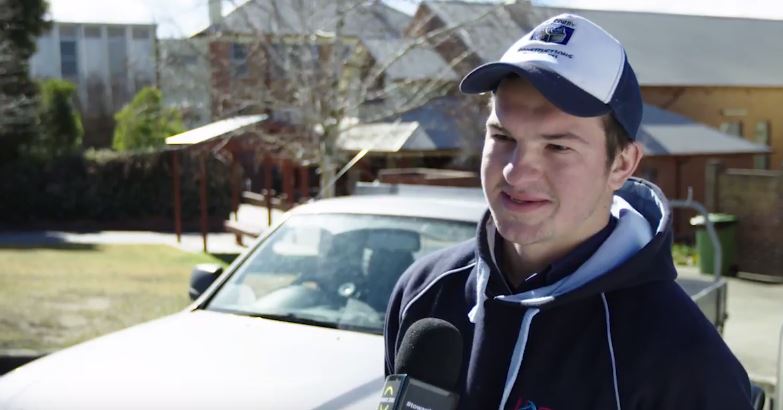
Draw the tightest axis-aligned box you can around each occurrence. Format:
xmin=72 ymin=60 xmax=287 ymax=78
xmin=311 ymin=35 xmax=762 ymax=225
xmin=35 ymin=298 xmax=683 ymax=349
xmin=0 ymin=149 xmax=233 ymax=227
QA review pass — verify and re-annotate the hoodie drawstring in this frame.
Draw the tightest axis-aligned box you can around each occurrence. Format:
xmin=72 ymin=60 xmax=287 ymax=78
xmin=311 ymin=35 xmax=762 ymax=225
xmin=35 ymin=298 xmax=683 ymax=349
xmin=602 ymin=293 xmax=622 ymax=410
xmin=498 ymin=307 xmax=540 ymax=410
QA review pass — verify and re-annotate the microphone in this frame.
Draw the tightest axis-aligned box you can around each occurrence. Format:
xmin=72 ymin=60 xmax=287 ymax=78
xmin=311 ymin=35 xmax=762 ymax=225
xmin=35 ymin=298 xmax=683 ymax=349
xmin=379 ymin=318 xmax=463 ymax=410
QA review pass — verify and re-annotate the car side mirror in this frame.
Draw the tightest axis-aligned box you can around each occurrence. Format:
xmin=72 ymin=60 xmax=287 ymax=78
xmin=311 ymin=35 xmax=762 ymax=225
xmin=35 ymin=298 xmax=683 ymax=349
xmin=189 ymin=264 xmax=224 ymax=301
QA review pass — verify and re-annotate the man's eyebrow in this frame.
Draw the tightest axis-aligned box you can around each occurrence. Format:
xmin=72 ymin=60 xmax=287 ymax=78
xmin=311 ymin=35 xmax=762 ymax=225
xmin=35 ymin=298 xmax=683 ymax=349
xmin=486 ymin=121 xmax=509 ymax=134
xmin=541 ymin=133 xmax=588 ymax=144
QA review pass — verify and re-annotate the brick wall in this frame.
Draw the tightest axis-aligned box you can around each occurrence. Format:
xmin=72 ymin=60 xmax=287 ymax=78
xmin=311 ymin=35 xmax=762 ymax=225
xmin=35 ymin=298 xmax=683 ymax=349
xmin=637 ymin=155 xmax=755 ymax=238
xmin=716 ymin=168 xmax=783 ymax=278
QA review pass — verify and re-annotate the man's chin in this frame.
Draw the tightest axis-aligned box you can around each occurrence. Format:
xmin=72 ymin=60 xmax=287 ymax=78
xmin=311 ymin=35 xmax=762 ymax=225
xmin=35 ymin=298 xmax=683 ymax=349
xmin=492 ymin=217 xmax=550 ymax=247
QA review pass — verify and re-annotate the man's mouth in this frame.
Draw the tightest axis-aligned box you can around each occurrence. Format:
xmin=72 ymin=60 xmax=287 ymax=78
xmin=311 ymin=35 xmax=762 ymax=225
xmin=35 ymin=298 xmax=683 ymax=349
xmin=500 ymin=191 xmax=551 ymax=211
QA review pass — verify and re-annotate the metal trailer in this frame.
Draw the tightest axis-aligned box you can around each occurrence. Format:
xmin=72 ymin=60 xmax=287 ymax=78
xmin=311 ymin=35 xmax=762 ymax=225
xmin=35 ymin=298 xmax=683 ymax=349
xmin=670 ymin=195 xmax=728 ymax=333
xmin=776 ymin=322 xmax=782 ymax=409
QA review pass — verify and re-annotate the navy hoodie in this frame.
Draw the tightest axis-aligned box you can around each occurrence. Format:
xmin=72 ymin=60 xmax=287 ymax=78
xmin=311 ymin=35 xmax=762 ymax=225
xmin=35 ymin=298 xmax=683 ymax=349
xmin=384 ymin=178 xmax=752 ymax=410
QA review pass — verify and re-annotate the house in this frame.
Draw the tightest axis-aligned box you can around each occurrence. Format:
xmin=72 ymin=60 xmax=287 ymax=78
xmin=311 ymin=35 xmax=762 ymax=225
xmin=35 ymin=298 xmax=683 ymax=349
xmin=190 ymin=0 xmax=438 ymax=125
xmin=30 ymin=21 xmax=157 ymax=147
xmin=409 ymin=0 xmax=782 ymax=169
xmin=405 ymin=1 xmax=775 ymax=233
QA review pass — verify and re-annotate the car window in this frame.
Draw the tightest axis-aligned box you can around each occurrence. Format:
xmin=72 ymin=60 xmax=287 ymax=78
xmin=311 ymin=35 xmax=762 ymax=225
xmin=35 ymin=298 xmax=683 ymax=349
xmin=207 ymin=213 xmax=475 ymax=333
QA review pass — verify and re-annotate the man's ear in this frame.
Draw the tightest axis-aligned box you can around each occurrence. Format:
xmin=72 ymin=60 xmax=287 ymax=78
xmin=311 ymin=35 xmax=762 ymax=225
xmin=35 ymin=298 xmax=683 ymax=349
xmin=608 ymin=142 xmax=643 ymax=190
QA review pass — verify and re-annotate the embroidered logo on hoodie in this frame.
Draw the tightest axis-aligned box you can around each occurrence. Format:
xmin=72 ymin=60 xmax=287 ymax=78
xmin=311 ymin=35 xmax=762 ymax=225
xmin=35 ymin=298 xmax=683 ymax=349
xmin=514 ymin=398 xmax=554 ymax=410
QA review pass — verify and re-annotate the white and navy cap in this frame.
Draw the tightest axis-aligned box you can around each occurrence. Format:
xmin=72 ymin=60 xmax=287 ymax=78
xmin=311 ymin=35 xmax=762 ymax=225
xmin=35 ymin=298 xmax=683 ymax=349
xmin=460 ymin=13 xmax=643 ymax=139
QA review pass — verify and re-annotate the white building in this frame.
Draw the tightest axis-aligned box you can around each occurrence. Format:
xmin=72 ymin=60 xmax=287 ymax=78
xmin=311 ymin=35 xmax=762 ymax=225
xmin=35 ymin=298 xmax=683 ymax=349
xmin=30 ymin=22 xmax=157 ymax=145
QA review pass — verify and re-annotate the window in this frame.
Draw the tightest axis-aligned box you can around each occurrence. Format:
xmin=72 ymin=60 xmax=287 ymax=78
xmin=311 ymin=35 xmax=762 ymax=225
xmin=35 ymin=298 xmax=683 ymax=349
xmin=753 ymin=121 xmax=770 ymax=169
xmin=84 ymin=26 xmax=101 ymax=38
xmin=231 ymin=42 xmax=248 ymax=78
xmin=108 ymin=27 xmax=125 ymax=39
xmin=719 ymin=121 xmax=743 ymax=137
xmin=60 ymin=40 xmax=78 ymax=78
xmin=59 ymin=25 xmax=77 ymax=38
xmin=132 ymin=27 xmax=150 ymax=40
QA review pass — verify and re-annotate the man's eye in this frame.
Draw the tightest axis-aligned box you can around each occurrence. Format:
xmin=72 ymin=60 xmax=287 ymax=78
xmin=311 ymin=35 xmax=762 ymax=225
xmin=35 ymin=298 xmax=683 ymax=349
xmin=547 ymin=144 xmax=571 ymax=152
xmin=491 ymin=134 xmax=512 ymax=142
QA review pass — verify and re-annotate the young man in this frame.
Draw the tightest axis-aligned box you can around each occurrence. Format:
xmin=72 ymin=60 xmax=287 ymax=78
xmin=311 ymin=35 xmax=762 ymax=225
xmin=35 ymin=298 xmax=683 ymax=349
xmin=384 ymin=14 xmax=753 ymax=410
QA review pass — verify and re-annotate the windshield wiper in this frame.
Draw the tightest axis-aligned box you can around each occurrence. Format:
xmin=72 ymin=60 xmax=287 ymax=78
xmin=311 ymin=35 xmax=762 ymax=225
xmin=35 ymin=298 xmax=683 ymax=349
xmin=245 ymin=311 xmax=340 ymax=329
xmin=209 ymin=307 xmax=383 ymax=334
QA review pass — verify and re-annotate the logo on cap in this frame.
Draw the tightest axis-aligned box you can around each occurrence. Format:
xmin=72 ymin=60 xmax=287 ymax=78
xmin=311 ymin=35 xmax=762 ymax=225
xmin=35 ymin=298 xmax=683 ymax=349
xmin=532 ymin=22 xmax=574 ymax=45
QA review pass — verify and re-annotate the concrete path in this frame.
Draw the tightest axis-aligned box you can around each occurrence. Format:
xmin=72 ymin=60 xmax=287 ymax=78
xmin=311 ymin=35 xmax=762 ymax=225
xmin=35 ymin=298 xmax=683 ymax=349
xmin=678 ymin=266 xmax=782 ymax=395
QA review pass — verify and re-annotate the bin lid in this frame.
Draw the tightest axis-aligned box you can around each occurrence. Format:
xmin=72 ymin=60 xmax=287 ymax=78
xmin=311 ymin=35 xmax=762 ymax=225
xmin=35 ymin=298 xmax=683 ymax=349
xmin=689 ymin=213 xmax=737 ymax=226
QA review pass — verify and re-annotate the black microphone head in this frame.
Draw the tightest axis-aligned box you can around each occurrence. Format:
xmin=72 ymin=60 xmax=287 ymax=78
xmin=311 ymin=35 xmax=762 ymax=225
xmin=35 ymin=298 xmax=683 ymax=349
xmin=395 ymin=317 xmax=463 ymax=391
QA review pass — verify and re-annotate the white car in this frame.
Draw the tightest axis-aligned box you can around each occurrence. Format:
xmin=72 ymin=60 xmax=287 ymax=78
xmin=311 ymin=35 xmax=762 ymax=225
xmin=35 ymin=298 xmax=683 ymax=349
xmin=0 ymin=186 xmax=485 ymax=409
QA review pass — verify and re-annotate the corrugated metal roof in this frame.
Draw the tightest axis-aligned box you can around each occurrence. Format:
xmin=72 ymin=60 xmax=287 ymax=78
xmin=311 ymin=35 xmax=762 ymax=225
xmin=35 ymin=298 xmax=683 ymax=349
xmin=338 ymin=97 xmax=479 ymax=152
xmin=362 ymin=39 xmax=458 ymax=81
xmin=638 ymin=104 xmax=770 ymax=156
xmin=165 ymin=115 xmax=267 ymax=145
xmin=396 ymin=97 xmax=476 ymax=150
xmin=215 ymin=0 xmax=411 ymax=39
xmin=337 ymin=121 xmax=422 ymax=152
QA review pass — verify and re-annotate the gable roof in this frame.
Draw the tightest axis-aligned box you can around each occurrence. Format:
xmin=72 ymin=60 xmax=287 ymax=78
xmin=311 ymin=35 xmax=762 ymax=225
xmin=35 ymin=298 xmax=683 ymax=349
xmin=208 ymin=0 xmax=411 ymax=39
xmin=338 ymin=97 xmax=479 ymax=152
xmin=638 ymin=104 xmax=770 ymax=156
xmin=422 ymin=1 xmax=523 ymax=64
xmin=362 ymin=39 xmax=459 ymax=81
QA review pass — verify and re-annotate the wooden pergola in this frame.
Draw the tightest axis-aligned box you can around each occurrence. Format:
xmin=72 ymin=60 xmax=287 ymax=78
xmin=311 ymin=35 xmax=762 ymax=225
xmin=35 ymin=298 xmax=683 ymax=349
xmin=165 ymin=115 xmax=268 ymax=253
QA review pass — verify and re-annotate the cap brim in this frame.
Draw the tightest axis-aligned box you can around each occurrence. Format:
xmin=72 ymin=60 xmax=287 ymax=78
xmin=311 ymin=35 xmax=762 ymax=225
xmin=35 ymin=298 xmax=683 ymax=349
xmin=459 ymin=62 xmax=611 ymax=118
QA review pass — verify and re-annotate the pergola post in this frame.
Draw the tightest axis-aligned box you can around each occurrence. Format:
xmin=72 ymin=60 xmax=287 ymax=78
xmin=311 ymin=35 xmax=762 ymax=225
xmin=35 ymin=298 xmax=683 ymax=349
xmin=199 ymin=152 xmax=209 ymax=253
xmin=298 ymin=165 xmax=310 ymax=202
xmin=263 ymin=155 xmax=274 ymax=227
xmin=171 ymin=150 xmax=182 ymax=243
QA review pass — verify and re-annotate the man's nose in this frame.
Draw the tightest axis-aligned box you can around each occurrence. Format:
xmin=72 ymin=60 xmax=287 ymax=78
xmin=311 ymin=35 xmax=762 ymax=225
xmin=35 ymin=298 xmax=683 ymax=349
xmin=502 ymin=144 xmax=544 ymax=185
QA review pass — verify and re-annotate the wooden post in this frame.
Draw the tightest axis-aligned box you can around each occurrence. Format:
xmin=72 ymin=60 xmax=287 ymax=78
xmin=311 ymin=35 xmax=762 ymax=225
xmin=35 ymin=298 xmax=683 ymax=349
xmin=282 ymin=158 xmax=294 ymax=209
xmin=263 ymin=155 xmax=273 ymax=226
xmin=171 ymin=150 xmax=182 ymax=243
xmin=199 ymin=152 xmax=209 ymax=253
xmin=298 ymin=165 xmax=309 ymax=202
xmin=230 ymin=160 xmax=240 ymax=221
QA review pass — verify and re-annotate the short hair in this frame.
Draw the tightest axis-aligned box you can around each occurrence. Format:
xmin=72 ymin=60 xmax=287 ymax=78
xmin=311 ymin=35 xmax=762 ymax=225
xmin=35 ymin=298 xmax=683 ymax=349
xmin=602 ymin=114 xmax=632 ymax=169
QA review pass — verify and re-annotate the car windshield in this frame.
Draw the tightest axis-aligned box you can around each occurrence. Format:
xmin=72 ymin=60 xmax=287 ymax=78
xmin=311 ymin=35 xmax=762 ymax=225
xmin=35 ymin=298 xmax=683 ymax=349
xmin=206 ymin=213 xmax=475 ymax=334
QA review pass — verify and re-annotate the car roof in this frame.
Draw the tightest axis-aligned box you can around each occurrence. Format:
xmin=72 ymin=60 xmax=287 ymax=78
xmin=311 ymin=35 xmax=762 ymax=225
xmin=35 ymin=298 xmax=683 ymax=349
xmin=291 ymin=187 xmax=487 ymax=223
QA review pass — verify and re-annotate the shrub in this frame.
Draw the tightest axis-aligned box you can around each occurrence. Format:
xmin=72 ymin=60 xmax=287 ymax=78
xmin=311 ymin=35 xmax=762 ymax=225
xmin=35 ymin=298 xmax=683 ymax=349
xmin=112 ymin=87 xmax=184 ymax=152
xmin=31 ymin=78 xmax=83 ymax=158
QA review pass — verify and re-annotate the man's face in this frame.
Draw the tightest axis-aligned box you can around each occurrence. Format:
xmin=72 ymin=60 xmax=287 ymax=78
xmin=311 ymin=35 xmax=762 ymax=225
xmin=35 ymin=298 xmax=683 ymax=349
xmin=481 ymin=77 xmax=617 ymax=250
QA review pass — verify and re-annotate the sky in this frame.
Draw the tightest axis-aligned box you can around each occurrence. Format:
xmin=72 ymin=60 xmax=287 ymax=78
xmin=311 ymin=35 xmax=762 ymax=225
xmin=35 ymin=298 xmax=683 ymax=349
xmin=47 ymin=0 xmax=783 ymax=38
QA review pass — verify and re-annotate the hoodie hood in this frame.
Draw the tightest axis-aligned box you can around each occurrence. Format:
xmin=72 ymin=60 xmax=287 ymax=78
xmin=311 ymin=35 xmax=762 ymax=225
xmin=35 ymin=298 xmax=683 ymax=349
xmin=470 ymin=177 xmax=674 ymax=320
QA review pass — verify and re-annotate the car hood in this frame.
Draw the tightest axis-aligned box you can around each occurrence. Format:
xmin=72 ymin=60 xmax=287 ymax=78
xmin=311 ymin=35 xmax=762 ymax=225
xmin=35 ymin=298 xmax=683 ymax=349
xmin=0 ymin=310 xmax=384 ymax=409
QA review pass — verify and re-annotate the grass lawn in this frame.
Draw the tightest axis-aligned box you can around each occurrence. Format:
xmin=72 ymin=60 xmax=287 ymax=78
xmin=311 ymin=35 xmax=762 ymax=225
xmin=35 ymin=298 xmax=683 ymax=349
xmin=0 ymin=244 xmax=231 ymax=353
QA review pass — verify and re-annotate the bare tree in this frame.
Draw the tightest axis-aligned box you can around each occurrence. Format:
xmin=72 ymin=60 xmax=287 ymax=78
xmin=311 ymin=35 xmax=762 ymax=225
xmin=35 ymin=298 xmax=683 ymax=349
xmin=160 ymin=0 xmax=510 ymax=196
